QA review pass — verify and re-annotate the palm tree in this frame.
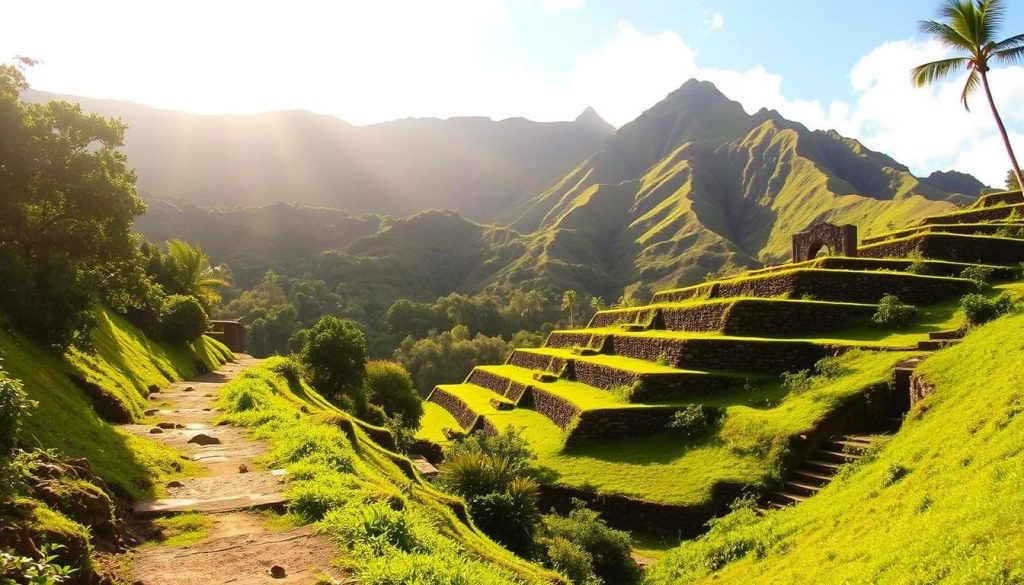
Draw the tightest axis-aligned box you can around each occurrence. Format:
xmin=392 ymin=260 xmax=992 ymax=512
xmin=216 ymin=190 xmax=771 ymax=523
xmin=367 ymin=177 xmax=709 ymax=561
xmin=166 ymin=239 xmax=230 ymax=309
xmin=912 ymin=0 xmax=1024 ymax=191
xmin=560 ymin=289 xmax=579 ymax=328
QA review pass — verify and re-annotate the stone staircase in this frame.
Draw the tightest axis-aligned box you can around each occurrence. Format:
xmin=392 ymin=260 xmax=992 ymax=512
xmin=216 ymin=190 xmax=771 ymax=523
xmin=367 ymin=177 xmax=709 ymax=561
xmin=763 ymin=434 xmax=880 ymax=510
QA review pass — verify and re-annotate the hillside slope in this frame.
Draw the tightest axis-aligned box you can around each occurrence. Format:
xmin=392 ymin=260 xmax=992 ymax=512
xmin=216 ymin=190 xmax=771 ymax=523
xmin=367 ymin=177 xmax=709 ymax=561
xmin=493 ymin=80 xmax=961 ymax=297
xmin=22 ymin=90 xmax=613 ymax=220
xmin=646 ymin=307 xmax=1024 ymax=584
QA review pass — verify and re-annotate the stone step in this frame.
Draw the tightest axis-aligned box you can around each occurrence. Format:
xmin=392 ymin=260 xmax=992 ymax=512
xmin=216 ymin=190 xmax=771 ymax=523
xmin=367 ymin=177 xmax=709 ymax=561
xmin=928 ymin=330 xmax=962 ymax=340
xmin=134 ymin=493 xmax=288 ymax=517
xmin=804 ymin=459 xmax=844 ymax=474
xmin=816 ymin=449 xmax=862 ymax=463
xmin=783 ymin=480 xmax=822 ymax=497
xmin=769 ymin=490 xmax=808 ymax=506
xmin=823 ymin=439 xmax=872 ymax=453
xmin=918 ymin=339 xmax=960 ymax=351
xmin=793 ymin=469 xmax=835 ymax=485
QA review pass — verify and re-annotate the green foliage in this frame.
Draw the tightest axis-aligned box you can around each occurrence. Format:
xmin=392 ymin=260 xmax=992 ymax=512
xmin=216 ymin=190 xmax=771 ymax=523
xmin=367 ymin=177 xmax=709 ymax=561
xmin=364 ymin=360 xmax=423 ymax=428
xmin=959 ymin=264 xmax=995 ymax=288
xmin=0 ymin=62 xmax=145 ymax=350
xmin=0 ymin=363 xmax=33 ymax=454
xmin=163 ymin=239 xmax=230 ymax=310
xmin=0 ymin=543 xmax=77 ymax=584
xmin=440 ymin=453 xmax=518 ymax=501
xmin=540 ymin=501 xmax=639 ymax=585
xmin=780 ymin=370 xmax=813 ymax=395
xmin=905 ymin=250 xmax=931 ymax=275
xmin=320 ymin=501 xmax=416 ymax=555
xmin=813 ymin=355 xmax=845 ymax=379
xmin=468 ymin=477 xmax=541 ymax=557
xmin=158 ymin=295 xmax=209 ymax=343
xmin=300 ymin=316 xmax=368 ymax=411
xmin=960 ymin=292 xmax=1015 ymax=326
xmin=445 ymin=427 xmax=536 ymax=474
xmin=666 ymin=405 xmax=721 ymax=438
xmin=871 ymin=294 xmax=917 ymax=328
xmin=394 ymin=326 xmax=512 ymax=394
xmin=1009 ymin=169 xmax=1022 ymax=191
xmin=545 ymin=537 xmax=600 ymax=585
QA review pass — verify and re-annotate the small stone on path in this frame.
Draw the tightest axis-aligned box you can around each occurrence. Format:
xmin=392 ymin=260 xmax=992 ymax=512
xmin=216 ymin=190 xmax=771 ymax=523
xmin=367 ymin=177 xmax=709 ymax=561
xmin=270 ymin=565 xmax=286 ymax=579
xmin=187 ymin=433 xmax=221 ymax=446
xmin=156 ymin=422 xmax=176 ymax=429
xmin=166 ymin=481 xmax=183 ymax=488
xmin=239 ymin=464 xmax=248 ymax=474
xmin=149 ymin=428 xmax=164 ymax=434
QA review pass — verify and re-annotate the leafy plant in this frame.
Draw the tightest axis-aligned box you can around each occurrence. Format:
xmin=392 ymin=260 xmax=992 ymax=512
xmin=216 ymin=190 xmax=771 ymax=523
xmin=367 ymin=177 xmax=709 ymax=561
xmin=363 ymin=360 xmax=423 ymax=428
xmin=905 ymin=251 xmax=930 ymax=275
xmin=467 ymin=477 xmax=540 ymax=556
xmin=666 ymin=405 xmax=721 ymax=438
xmin=445 ymin=427 xmax=535 ymax=474
xmin=872 ymin=294 xmax=917 ymax=328
xmin=814 ymin=355 xmax=845 ymax=379
xmin=539 ymin=500 xmax=639 ymax=585
xmin=781 ymin=370 xmax=814 ymax=395
xmin=961 ymin=293 xmax=1015 ymax=326
xmin=300 ymin=316 xmax=369 ymax=412
xmin=159 ymin=294 xmax=209 ymax=343
xmin=959 ymin=265 xmax=995 ymax=289
xmin=0 ymin=543 xmax=77 ymax=584
xmin=545 ymin=537 xmax=600 ymax=585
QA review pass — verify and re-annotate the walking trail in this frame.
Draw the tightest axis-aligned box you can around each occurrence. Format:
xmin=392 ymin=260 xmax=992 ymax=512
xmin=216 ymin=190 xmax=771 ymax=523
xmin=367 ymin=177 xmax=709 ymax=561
xmin=121 ymin=355 xmax=348 ymax=585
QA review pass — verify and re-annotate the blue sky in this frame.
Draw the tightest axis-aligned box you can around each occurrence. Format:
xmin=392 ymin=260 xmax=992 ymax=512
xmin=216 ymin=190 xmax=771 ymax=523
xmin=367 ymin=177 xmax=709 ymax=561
xmin=3 ymin=0 xmax=1023 ymax=185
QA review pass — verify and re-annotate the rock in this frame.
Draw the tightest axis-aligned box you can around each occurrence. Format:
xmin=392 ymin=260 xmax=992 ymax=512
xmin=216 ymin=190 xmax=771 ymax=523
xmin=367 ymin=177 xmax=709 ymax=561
xmin=166 ymin=481 xmax=184 ymax=488
xmin=149 ymin=428 xmax=164 ymax=434
xmin=187 ymin=433 xmax=221 ymax=446
xmin=270 ymin=565 xmax=286 ymax=579
xmin=147 ymin=384 xmax=159 ymax=393
xmin=143 ymin=409 xmax=158 ymax=416
xmin=183 ymin=386 xmax=195 ymax=392
xmin=156 ymin=422 xmax=176 ymax=429
xmin=238 ymin=464 xmax=249 ymax=474
xmin=216 ymin=420 xmax=230 ymax=426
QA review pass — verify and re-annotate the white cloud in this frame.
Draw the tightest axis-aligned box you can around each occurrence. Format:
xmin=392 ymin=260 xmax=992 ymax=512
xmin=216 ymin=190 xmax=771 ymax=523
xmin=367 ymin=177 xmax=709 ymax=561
xmin=706 ymin=12 xmax=723 ymax=32
xmin=542 ymin=0 xmax=584 ymax=14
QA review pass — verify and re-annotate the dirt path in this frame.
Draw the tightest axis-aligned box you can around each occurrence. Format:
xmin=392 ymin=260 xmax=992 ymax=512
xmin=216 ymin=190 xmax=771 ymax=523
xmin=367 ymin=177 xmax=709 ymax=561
xmin=122 ymin=356 xmax=349 ymax=585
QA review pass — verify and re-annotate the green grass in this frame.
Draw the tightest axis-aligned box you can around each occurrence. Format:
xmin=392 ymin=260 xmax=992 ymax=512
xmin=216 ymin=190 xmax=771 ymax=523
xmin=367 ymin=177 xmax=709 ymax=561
xmin=150 ymin=512 xmax=213 ymax=547
xmin=416 ymin=402 xmax=462 ymax=443
xmin=0 ymin=307 xmax=231 ymax=500
xmin=519 ymin=347 xmax=685 ymax=375
xmin=646 ymin=309 xmax=1024 ymax=584
xmin=215 ymin=357 xmax=565 ymax=584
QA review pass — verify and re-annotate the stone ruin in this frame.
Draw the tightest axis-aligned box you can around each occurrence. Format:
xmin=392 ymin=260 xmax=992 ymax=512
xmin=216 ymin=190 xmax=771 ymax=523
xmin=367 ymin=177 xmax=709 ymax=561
xmin=792 ymin=222 xmax=858 ymax=263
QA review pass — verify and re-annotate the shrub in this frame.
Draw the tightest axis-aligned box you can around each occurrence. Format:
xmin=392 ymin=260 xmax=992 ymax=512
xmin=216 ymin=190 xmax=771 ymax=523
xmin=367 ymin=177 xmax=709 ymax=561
xmin=540 ymin=501 xmax=639 ymax=585
xmin=959 ymin=265 xmax=995 ymax=289
xmin=545 ymin=537 xmax=600 ymax=585
xmin=439 ymin=453 xmax=516 ymax=500
xmin=363 ymin=361 xmax=423 ymax=428
xmin=781 ymin=370 xmax=813 ymax=395
xmin=814 ymin=355 xmax=844 ymax=378
xmin=872 ymin=294 xmax=917 ymax=328
xmin=270 ymin=356 xmax=303 ymax=385
xmin=158 ymin=294 xmax=209 ymax=343
xmin=300 ymin=316 xmax=368 ymax=411
xmin=445 ymin=427 xmax=535 ymax=474
xmin=666 ymin=404 xmax=721 ymax=438
xmin=0 ymin=364 xmax=33 ymax=454
xmin=319 ymin=501 xmax=417 ymax=555
xmin=961 ymin=293 xmax=1015 ymax=326
xmin=467 ymin=477 xmax=540 ymax=556
xmin=381 ymin=414 xmax=417 ymax=454
xmin=905 ymin=251 xmax=930 ymax=275
xmin=0 ymin=543 xmax=77 ymax=584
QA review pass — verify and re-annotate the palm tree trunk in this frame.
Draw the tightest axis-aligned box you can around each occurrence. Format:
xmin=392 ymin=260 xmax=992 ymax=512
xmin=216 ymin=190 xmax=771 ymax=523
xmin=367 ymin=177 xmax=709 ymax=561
xmin=980 ymin=69 xmax=1024 ymax=192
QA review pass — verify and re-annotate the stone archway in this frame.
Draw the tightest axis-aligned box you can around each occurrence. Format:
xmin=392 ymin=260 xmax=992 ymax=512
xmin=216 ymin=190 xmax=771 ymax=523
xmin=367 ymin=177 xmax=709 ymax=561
xmin=792 ymin=222 xmax=858 ymax=263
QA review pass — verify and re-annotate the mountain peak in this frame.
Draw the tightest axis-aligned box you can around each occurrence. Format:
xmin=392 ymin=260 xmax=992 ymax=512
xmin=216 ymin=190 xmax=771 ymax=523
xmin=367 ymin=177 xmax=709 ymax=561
xmin=574 ymin=106 xmax=616 ymax=134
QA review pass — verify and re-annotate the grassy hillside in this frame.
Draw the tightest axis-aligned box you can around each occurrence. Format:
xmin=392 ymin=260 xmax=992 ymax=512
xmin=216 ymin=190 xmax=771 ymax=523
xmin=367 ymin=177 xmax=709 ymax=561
xmin=215 ymin=357 xmax=565 ymax=584
xmin=0 ymin=308 xmax=232 ymax=500
xmin=646 ymin=306 xmax=1024 ymax=584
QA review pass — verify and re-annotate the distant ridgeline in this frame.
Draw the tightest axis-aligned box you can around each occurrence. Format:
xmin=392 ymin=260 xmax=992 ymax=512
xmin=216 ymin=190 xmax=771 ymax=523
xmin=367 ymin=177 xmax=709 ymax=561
xmin=122 ymin=80 xmax=993 ymax=308
xmin=416 ymin=189 xmax=1024 ymax=536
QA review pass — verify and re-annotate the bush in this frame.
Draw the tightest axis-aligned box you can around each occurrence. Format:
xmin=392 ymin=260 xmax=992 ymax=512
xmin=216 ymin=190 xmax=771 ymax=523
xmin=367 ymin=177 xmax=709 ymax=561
xmin=666 ymin=404 xmax=721 ymax=438
xmin=0 ymin=364 xmax=32 ymax=454
xmin=444 ymin=427 xmax=535 ymax=475
xmin=540 ymin=501 xmax=639 ymax=585
xmin=439 ymin=453 xmax=517 ymax=500
xmin=871 ymin=294 xmax=917 ymax=328
xmin=545 ymin=537 xmax=600 ymax=585
xmin=159 ymin=294 xmax=209 ymax=343
xmin=0 ymin=543 xmax=77 ymax=584
xmin=319 ymin=501 xmax=417 ymax=555
xmin=961 ymin=293 xmax=1015 ymax=326
xmin=959 ymin=265 xmax=995 ymax=289
xmin=270 ymin=357 xmax=303 ymax=385
xmin=467 ymin=477 xmax=540 ymax=556
xmin=363 ymin=361 xmax=423 ymax=428
xmin=300 ymin=316 xmax=368 ymax=412
xmin=814 ymin=355 xmax=844 ymax=378
xmin=781 ymin=370 xmax=813 ymax=395
xmin=905 ymin=251 xmax=930 ymax=276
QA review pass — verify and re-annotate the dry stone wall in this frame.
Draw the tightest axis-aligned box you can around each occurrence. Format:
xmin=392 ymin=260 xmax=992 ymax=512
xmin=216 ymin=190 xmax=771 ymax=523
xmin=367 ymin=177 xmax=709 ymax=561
xmin=922 ymin=203 xmax=1023 ymax=225
xmin=860 ymin=233 xmax=1024 ymax=266
xmin=612 ymin=336 xmax=826 ymax=374
xmin=427 ymin=387 xmax=478 ymax=431
xmin=531 ymin=387 xmax=581 ymax=429
xmin=545 ymin=332 xmax=611 ymax=350
xmin=565 ymin=406 xmax=682 ymax=445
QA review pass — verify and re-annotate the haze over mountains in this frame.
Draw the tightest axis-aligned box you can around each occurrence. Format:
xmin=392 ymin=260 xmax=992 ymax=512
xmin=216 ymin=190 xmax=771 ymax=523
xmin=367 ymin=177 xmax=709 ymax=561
xmin=34 ymin=80 xmax=992 ymax=299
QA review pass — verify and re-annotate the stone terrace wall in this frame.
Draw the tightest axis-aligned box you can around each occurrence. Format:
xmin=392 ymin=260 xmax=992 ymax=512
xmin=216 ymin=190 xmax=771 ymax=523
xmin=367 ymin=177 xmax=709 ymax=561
xmin=545 ymin=332 xmax=611 ymax=350
xmin=860 ymin=233 xmax=1024 ymax=266
xmin=589 ymin=307 xmax=660 ymax=328
xmin=531 ymin=387 xmax=581 ymax=429
xmin=921 ymin=203 xmax=1024 ymax=225
xmin=466 ymin=369 xmax=513 ymax=399
xmin=661 ymin=302 xmax=730 ymax=332
xmin=565 ymin=406 xmax=681 ymax=446
xmin=507 ymin=350 xmax=561 ymax=372
xmin=974 ymin=190 xmax=1023 ymax=208
xmin=427 ymin=387 xmax=478 ymax=431
xmin=860 ymin=222 xmax=1023 ymax=245
xmin=719 ymin=300 xmax=876 ymax=336
xmin=573 ymin=361 xmax=638 ymax=390
xmin=612 ymin=336 xmax=826 ymax=374
xmin=538 ymin=480 xmax=746 ymax=537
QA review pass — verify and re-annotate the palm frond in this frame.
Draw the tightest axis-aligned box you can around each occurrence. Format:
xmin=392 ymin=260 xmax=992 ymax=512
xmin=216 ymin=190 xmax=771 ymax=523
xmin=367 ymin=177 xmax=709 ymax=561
xmin=992 ymin=32 xmax=1024 ymax=51
xmin=919 ymin=19 xmax=976 ymax=51
xmin=911 ymin=57 xmax=969 ymax=87
xmin=979 ymin=0 xmax=1006 ymax=43
xmin=993 ymin=44 xmax=1024 ymax=65
xmin=960 ymin=69 xmax=981 ymax=110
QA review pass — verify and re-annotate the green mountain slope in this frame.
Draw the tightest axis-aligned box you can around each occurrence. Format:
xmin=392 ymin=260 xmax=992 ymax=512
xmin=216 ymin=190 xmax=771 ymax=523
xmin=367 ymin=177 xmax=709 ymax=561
xmin=22 ymin=90 xmax=613 ymax=220
xmin=646 ymin=307 xmax=1024 ymax=584
xmin=494 ymin=80 xmax=960 ymax=298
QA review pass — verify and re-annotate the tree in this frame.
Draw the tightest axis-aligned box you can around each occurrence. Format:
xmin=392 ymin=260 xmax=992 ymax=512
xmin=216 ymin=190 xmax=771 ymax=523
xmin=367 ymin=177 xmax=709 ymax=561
xmin=300 ymin=316 xmax=368 ymax=412
xmin=0 ymin=60 xmax=145 ymax=349
xmin=165 ymin=239 xmax=230 ymax=310
xmin=363 ymin=360 xmax=423 ymax=427
xmin=1008 ymin=169 xmax=1022 ymax=191
xmin=560 ymin=290 xmax=579 ymax=328
xmin=912 ymin=0 xmax=1024 ymax=191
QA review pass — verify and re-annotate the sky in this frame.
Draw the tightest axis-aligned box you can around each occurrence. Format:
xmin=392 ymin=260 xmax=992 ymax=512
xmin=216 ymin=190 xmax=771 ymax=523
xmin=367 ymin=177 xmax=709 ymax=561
xmin=4 ymin=0 xmax=1024 ymax=187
